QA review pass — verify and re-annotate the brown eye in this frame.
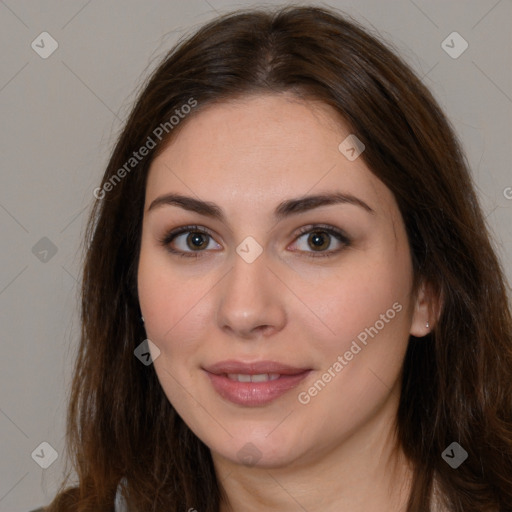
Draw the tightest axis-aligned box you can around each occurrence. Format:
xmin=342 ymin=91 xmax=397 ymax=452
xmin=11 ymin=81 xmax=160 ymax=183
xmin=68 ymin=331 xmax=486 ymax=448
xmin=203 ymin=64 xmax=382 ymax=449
xmin=307 ymin=231 xmax=331 ymax=251
xmin=186 ymin=232 xmax=210 ymax=251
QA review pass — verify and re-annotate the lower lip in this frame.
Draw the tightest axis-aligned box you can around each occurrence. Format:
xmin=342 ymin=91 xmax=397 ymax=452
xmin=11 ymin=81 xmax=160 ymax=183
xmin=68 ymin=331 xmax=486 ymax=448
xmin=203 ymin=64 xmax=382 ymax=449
xmin=204 ymin=370 xmax=312 ymax=406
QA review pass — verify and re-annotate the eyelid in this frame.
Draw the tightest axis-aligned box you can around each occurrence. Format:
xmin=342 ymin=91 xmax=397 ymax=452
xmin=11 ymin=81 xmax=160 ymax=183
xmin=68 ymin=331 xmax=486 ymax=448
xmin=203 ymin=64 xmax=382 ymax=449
xmin=158 ymin=223 xmax=351 ymax=258
xmin=157 ymin=224 xmax=220 ymax=258
xmin=289 ymin=224 xmax=350 ymax=258
xmin=158 ymin=224 xmax=215 ymax=245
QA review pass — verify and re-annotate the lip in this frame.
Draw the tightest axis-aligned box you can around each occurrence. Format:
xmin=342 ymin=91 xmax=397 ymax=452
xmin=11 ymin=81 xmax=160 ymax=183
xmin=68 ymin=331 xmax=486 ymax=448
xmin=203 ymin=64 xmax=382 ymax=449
xmin=203 ymin=360 xmax=312 ymax=407
xmin=204 ymin=359 xmax=310 ymax=375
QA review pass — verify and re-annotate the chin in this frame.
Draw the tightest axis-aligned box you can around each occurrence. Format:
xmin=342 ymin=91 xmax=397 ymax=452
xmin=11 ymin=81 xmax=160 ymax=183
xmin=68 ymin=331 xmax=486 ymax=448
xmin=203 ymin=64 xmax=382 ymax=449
xmin=206 ymin=428 xmax=305 ymax=469
xmin=221 ymin=443 xmax=300 ymax=469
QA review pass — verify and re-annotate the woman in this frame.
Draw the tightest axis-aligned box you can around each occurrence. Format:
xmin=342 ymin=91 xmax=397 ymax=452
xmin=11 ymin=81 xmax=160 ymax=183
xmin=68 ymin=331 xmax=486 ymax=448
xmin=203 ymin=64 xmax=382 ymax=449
xmin=46 ymin=5 xmax=512 ymax=512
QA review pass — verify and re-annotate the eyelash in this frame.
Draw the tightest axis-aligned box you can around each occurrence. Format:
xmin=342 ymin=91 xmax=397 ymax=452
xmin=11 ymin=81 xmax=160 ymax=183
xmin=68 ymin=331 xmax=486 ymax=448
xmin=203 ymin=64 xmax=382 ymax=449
xmin=158 ymin=224 xmax=351 ymax=259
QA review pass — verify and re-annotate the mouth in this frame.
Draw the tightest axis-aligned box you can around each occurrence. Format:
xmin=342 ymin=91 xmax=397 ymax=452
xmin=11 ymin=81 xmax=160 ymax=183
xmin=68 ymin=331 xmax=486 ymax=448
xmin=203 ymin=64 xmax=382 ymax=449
xmin=203 ymin=360 xmax=313 ymax=407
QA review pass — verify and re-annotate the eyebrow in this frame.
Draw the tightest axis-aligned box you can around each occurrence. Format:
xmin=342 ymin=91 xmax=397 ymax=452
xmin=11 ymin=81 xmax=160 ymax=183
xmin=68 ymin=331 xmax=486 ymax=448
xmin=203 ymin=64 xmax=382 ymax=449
xmin=147 ymin=192 xmax=375 ymax=221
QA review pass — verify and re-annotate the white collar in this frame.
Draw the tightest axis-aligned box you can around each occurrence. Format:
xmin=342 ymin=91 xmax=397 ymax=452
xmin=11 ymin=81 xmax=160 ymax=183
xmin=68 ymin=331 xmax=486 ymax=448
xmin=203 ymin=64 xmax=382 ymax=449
xmin=114 ymin=478 xmax=128 ymax=512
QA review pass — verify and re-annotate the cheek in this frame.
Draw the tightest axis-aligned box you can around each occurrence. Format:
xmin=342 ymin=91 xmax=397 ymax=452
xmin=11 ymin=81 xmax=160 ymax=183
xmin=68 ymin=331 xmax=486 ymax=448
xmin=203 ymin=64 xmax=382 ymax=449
xmin=293 ymin=262 xmax=412 ymax=432
xmin=297 ymin=254 xmax=414 ymax=421
xmin=137 ymin=246 xmax=214 ymax=361
xmin=137 ymin=249 xmax=209 ymax=417
xmin=304 ymin=252 xmax=412 ymax=351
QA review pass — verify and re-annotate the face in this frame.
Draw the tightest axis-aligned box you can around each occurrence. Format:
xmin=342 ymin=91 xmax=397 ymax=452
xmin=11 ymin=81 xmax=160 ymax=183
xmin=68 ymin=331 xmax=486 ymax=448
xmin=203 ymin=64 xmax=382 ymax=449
xmin=137 ymin=94 xmax=428 ymax=469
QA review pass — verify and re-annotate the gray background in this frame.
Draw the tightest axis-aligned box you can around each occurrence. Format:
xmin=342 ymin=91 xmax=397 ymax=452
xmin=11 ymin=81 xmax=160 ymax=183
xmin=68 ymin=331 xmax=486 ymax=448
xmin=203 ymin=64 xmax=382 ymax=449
xmin=0 ymin=1 xmax=510 ymax=510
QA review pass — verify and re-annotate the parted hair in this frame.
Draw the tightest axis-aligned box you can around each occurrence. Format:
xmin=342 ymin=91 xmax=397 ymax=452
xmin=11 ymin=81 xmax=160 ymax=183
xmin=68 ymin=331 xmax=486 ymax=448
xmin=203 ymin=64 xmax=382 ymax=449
xmin=46 ymin=5 xmax=512 ymax=512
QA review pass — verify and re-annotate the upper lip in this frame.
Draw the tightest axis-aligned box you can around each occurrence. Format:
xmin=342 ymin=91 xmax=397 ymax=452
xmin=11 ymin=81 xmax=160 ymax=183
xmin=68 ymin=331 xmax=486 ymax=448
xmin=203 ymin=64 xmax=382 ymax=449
xmin=203 ymin=360 xmax=311 ymax=375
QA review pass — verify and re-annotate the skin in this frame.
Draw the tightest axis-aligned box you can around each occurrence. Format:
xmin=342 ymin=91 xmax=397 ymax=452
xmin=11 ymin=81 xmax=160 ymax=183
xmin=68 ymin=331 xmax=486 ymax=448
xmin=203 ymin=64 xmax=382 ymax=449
xmin=137 ymin=93 xmax=434 ymax=512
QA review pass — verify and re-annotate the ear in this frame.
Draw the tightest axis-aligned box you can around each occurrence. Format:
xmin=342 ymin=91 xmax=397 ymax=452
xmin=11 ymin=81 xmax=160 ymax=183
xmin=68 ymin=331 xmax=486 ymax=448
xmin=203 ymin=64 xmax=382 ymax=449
xmin=409 ymin=280 xmax=441 ymax=337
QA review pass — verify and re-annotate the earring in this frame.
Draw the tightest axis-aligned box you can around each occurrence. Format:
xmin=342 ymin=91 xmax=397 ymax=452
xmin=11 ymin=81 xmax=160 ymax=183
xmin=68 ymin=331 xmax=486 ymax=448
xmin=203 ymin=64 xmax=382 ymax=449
xmin=141 ymin=315 xmax=145 ymax=323
xmin=426 ymin=321 xmax=430 ymax=329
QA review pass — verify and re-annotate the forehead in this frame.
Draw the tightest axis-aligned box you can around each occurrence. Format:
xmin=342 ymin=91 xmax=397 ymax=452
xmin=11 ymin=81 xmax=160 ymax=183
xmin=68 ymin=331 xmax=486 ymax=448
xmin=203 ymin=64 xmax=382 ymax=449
xmin=145 ymin=93 xmax=396 ymax=219
xmin=151 ymin=93 xmax=348 ymax=172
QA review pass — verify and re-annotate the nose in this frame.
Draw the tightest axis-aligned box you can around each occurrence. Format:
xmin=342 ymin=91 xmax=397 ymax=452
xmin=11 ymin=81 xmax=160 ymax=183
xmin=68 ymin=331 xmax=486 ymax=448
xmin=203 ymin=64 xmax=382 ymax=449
xmin=216 ymin=250 xmax=287 ymax=340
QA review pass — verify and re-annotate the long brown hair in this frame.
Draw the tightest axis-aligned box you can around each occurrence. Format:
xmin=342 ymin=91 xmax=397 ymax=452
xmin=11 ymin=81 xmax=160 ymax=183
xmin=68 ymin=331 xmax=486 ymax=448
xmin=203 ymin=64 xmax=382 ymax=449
xmin=47 ymin=6 xmax=512 ymax=512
